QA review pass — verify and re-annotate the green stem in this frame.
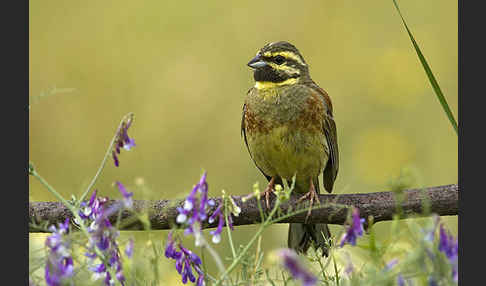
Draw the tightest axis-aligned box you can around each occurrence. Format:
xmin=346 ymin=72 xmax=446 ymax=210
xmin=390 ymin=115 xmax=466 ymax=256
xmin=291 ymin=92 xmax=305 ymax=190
xmin=256 ymin=193 xmax=266 ymax=223
xmin=78 ymin=112 xmax=133 ymax=203
xmin=201 ymin=237 xmax=226 ymax=275
xmin=32 ymin=178 xmax=101 ymax=266
xmin=392 ymin=0 xmax=458 ymax=135
xmin=214 ymin=198 xmax=281 ymax=286
xmin=224 ymin=199 xmax=237 ymax=259
xmin=314 ymin=250 xmax=329 ymax=285
xmin=268 ymin=202 xmax=349 ymax=225
xmin=31 ymin=169 xmax=117 ymax=279
xmin=31 ymin=169 xmax=73 ymax=208
xmin=332 ymin=254 xmax=340 ymax=286
xmin=201 ymin=247 xmax=210 ymax=285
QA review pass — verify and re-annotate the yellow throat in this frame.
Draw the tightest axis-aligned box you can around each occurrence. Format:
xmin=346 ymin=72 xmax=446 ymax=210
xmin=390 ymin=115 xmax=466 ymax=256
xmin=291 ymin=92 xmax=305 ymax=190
xmin=254 ymin=78 xmax=299 ymax=90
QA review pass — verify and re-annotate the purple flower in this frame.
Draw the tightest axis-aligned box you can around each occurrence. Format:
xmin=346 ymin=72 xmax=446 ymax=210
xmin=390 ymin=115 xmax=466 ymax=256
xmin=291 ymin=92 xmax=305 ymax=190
xmin=397 ymin=274 xmax=405 ymax=286
xmin=79 ymin=190 xmax=98 ymax=220
xmin=195 ymin=266 xmax=205 ymax=286
xmin=115 ymin=181 xmax=134 ymax=209
xmin=45 ymin=218 xmax=74 ymax=286
xmin=125 ymin=239 xmax=134 ymax=258
xmin=384 ymin=259 xmax=399 ymax=271
xmin=382 ymin=259 xmax=406 ymax=286
xmin=339 ymin=208 xmax=365 ymax=247
xmin=422 ymin=215 xmax=440 ymax=243
xmin=438 ymin=224 xmax=458 ymax=259
xmin=85 ymin=218 xmax=125 ymax=285
xmin=112 ymin=114 xmax=135 ymax=167
xmin=165 ymin=232 xmax=182 ymax=259
xmin=78 ymin=190 xmax=129 ymax=286
xmin=45 ymin=256 xmax=74 ymax=286
xmin=428 ymin=276 xmax=438 ymax=286
xmin=209 ymin=205 xmax=224 ymax=244
xmin=176 ymin=172 xmax=234 ymax=245
xmin=278 ymin=249 xmax=317 ymax=286
xmin=344 ymin=262 xmax=354 ymax=276
xmin=438 ymin=224 xmax=458 ymax=282
xmin=123 ymin=138 xmax=136 ymax=151
xmin=165 ymin=232 xmax=205 ymax=285
xmin=89 ymin=263 xmax=106 ymax=274
xmin=177 ymin=184 xmax=199 ymax=225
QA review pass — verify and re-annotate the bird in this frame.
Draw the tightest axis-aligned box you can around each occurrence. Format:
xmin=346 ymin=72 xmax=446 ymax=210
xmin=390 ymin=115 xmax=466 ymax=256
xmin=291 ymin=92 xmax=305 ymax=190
xmin=241 ymin=41 xmax=339 ymax=256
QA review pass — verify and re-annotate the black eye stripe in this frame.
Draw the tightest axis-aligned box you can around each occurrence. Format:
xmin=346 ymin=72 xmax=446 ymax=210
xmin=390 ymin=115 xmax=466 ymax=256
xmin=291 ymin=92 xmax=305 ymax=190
xmin=262 ymin=55 xmax=288 ymax=65
xmin=274 ymin=55 xmax=286 ymax=65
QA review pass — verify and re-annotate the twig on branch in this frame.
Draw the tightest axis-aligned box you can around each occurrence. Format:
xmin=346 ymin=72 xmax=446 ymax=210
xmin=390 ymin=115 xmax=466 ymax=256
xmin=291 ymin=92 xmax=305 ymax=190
xmin=29 ymin=184 xmax=458 ymax=233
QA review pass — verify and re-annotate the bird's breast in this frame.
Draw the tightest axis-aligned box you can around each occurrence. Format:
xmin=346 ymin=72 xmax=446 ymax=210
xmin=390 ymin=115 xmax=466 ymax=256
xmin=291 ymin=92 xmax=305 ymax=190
xmin=243 ymin=85 xmax=328 ymax=180
xmin=244 ymin=85 xmax=326 ymax=135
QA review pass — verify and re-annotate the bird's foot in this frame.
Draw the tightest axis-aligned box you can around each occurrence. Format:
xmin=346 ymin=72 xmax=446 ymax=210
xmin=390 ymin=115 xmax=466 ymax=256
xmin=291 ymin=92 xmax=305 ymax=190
xmin=262 ymin=177 xmax=276 ymax=209
xmin=296 ymin=180 xmax=321 ymax=223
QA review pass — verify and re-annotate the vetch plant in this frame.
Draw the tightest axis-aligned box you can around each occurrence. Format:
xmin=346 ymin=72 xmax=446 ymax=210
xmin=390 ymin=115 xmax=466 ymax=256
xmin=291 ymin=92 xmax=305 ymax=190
xmin=176 ymin=172 xmax=217 ymax=246
xmin=438 ymin=224 xmax=458 ymax=282
xmin=82 ymin=185 xmax=132 ymax=285
xmin=112 ymin=113 xmax=136 ymax=167
xmin=125 ymin=239 xmax=134 ymax=259
xmin=277 ymin=248 xmax=317 ymax=286
xmin=339 ymin=208 xmax=365 ymax=247
xmin=165 ymin=232 xmax=205 ymax=286
xmin=29 ymin=113 xmax=139 ymax=285
xmin=175 ymin=172 xmax=241 ymax=248
xmin=44 ymin=218 xmax=74 ymax=286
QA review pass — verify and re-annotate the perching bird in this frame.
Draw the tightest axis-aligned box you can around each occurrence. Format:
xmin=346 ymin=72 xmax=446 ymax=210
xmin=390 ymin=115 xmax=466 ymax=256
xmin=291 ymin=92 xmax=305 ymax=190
xmin=241 ymin=41 xmax=339 ymax=256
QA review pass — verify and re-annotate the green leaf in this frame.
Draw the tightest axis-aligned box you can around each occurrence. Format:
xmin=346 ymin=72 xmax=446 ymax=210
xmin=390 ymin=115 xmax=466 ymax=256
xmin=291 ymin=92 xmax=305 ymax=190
xmin=392 ymin=0 xmax=458 ymax=135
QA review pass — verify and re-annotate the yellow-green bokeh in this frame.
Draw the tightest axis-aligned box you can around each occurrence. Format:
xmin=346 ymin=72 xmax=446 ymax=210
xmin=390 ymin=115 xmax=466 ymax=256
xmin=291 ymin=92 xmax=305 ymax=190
xmin=29 ymin=0 xmax=457 ymax=284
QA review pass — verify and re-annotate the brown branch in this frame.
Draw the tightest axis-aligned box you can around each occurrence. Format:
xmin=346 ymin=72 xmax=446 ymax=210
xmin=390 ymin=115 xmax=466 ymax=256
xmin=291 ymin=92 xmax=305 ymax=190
xmin=29 ymin=184 xmax=458 ymax=233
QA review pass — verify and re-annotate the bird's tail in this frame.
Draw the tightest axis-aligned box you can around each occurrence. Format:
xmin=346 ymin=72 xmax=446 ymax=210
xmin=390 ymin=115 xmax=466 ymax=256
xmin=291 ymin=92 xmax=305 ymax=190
xmin=287 ymin=223 xmax=331 ymax=256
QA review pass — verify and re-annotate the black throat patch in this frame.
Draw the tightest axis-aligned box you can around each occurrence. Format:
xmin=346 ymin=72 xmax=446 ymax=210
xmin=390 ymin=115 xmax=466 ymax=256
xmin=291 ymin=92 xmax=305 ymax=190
xmin=253 ymin=65 xmax=299 ymax=83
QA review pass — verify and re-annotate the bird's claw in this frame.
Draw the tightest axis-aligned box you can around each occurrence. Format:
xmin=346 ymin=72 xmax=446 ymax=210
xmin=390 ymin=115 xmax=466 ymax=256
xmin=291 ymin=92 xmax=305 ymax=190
xmin=263 ymin=184 xmax=274 ymax=209
xmin=262 ymin=177 xmax=276 ymax=209
xmin=296 ymin=182 xmax=321 ymax=223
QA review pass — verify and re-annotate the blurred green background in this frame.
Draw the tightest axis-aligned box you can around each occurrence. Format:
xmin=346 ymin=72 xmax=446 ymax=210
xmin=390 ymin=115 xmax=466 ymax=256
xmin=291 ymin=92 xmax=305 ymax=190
xmin=29 ymin=0 xmax=457 ymax=284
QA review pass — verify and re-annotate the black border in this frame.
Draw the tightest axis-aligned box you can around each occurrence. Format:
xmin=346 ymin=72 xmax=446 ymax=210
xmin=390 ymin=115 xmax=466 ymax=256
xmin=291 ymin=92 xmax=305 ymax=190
xmin=6 ymin=0 xmax=29 ymax=284
xmin=458 ymin=0 xmax=480 ymax=284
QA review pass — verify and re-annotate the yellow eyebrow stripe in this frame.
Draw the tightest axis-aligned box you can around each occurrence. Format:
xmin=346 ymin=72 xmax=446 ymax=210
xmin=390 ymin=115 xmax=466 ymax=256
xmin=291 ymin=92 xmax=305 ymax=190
xmin=267 ymin=62 xmax=300 ymax=74
xmin=263 ymin=51 xmax=307 ymax=66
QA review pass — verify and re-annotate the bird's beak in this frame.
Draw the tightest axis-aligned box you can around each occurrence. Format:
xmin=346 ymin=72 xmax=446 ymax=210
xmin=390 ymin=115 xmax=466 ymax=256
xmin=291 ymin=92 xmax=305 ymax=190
xmin=247 ymin=54 xmax=267 ymax=69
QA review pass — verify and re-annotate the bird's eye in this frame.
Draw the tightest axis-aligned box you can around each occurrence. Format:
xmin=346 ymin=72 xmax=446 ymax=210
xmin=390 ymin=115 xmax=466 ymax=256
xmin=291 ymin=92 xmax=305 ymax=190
xmin=274 ymin=55 xmax=285 ymax=65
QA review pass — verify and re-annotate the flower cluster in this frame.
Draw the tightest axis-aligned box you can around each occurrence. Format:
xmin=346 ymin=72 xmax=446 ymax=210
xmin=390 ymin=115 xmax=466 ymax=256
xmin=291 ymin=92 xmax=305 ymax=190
xmin=176 ymin=172 xmax=238 ymax=245
xmin=277 ymin=249 xmax=317 ymax=286
xmin=176 ymin=172 xmax=214 ymax=244
xmin=382 ymin=259 xmax=407 ymax=286
xmin=438 ymin=224 xmax=458 ymax=282
xmin=45 ymin=218 xmax=74 ymax=286
xmin=165 ymin=233 xmax=205 ymax=286
xmin=168 ymin=173 xmax=242 ymax=284
xmin=125 ymin=239 xmax=134 ymax=258
xmin=339 ymin=208 xmax=365 ymax=247
xmin=76 ymin=182 xmax=134 ymax=285
xmin=208 ymin=191 xmax=241 ymax=244
xmin=112 ymin=114 xmax=136 ymax=167
xmin=208 ymin=204 xmax=226 ymax=244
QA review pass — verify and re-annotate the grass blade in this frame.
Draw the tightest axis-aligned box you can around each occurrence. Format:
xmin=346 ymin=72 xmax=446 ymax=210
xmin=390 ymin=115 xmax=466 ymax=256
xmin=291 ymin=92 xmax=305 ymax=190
xmin=392 ymin=0 xmax=458 ymax=135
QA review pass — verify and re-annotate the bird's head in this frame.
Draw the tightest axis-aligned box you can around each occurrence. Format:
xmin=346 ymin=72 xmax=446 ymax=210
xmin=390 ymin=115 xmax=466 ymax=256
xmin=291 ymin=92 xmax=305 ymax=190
xmin=247 ymin=41 xmax=309 ymax=89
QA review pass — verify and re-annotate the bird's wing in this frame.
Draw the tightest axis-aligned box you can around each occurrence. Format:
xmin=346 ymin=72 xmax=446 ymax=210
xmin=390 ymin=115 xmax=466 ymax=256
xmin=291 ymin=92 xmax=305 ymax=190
xmin=310 ymin=83 xmax=339 ymax=193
